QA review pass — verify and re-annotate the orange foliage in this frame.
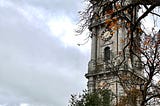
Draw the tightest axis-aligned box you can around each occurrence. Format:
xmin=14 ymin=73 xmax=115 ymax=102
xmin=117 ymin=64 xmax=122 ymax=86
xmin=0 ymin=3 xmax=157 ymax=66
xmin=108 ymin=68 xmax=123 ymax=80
xmin=116 ymin=88 xmax=141 ymax=106
xmin=105 ymin=19 xmax=112 ymax=24
xmin=110 ymin=31 xmax=115 ymax=35
xmin=106 ymin=16 xmax=120 ymax=32
xmin=106 ymin=9 xmax=114 ymax=15
xmin=137 ymin=27 xmax=143 ymax=33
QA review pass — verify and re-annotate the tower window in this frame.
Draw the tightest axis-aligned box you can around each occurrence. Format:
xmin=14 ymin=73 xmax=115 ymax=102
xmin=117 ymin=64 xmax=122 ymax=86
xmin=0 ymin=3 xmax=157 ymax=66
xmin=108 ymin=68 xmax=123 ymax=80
xmin=104 ymin=47 xmax=110 ymax=61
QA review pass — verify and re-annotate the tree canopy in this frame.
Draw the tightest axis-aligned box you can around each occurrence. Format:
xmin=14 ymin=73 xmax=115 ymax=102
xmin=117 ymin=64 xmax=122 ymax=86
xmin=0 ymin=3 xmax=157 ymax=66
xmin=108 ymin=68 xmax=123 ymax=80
xmin=75 ymin=0 xmax=160 ymax=106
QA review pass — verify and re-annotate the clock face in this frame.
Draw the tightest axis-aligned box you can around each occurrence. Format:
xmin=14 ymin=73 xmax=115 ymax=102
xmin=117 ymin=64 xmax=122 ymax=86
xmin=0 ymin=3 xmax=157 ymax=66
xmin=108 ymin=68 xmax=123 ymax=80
xmin=101 ymin=31 xmax=113 ymax=41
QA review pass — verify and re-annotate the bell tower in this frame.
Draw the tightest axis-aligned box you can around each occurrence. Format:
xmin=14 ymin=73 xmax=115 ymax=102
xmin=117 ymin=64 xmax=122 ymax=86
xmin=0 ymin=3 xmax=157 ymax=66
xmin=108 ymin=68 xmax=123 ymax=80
xmin=85 ymin=0 xmax=142 ymax=104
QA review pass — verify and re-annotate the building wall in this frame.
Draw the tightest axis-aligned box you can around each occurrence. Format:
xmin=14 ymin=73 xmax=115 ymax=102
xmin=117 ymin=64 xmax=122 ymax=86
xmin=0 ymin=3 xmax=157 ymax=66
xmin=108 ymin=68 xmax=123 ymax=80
xmin=86 ymin=0 xmax=142 ymax=105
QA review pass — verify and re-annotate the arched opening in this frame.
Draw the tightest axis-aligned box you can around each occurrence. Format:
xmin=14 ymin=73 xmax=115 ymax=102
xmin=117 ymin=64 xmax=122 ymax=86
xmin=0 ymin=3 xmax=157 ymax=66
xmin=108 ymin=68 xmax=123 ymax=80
xmin=104 ymin=47 xmax=110 ymax=62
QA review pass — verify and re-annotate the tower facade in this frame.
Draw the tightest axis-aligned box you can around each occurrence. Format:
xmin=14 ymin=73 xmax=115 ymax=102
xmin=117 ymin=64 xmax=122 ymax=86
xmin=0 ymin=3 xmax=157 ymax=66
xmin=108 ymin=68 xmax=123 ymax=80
xmin=85 ymin=0 xmax=142 ymax=105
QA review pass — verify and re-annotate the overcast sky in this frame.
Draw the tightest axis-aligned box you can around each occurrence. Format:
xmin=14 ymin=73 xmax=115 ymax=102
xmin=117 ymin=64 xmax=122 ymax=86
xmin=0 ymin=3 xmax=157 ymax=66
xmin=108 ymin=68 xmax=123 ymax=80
xmin=0 ymin=0 xmax=90 ymax=106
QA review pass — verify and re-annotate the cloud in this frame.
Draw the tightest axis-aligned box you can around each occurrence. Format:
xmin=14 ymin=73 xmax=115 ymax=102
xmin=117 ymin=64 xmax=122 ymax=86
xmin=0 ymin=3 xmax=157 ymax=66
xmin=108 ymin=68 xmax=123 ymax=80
xmin=0 ymin=0 xmax=89 ymax=106
xmin=24 ymin=0 xmax=83 ymax=16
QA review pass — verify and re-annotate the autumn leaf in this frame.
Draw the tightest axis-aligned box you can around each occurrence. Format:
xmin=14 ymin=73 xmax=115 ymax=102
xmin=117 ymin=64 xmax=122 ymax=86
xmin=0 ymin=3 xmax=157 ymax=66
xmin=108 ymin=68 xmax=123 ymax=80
xmin=137 ymin=27 xmax=142 ymax=33
xmin=110 ymin=31 xmax=115 ymax=35
xmin=105 ymin=19 xmax=112 ymax=24
xmin=112 ymin=26 xmax=118 ymax=30
xmin=120 ymin=38 xmax=125 ymax=43
xmin=112 ymin=17 xmax=118 ymax=22
xmin=127 ymin=22 xmax=131 ymax=27
xmin=108 ymin=22 xmax=115 ymax=28
xmin=144 ymin=41 xmax=149 ymax=45
xmin=106 ymin=9 xmax=114 ymax=14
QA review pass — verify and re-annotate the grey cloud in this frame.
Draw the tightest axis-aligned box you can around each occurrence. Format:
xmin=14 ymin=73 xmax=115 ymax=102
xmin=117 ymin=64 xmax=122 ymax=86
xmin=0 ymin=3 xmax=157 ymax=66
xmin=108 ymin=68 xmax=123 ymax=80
xmin=0 ymin=0 xmax=89 ymax=106
xmin=5 ymin=0 xmax=83 ymax=19
xmin=25 ymin=0 xmax=83 ymax=14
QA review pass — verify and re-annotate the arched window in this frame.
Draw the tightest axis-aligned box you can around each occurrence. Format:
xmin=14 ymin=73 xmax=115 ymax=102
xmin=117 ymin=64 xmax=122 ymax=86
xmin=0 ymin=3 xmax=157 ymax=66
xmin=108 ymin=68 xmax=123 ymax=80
xmin=104 ymin=47 xmax=110 ymax=62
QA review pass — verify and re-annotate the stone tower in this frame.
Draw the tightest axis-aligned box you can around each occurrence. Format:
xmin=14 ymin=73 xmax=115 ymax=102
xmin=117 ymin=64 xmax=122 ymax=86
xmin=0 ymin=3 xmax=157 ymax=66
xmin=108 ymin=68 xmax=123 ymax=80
xmin=85 ymin=0 xmax=142 ymax=104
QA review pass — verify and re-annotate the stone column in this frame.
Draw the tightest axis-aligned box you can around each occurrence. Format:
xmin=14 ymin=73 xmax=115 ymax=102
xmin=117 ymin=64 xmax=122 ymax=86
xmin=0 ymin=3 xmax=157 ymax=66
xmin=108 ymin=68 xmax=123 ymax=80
xmin=91 ymin=28 xmax=97 ymax=61
xmin=88 ymin=27 xmax=97 ymax=73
